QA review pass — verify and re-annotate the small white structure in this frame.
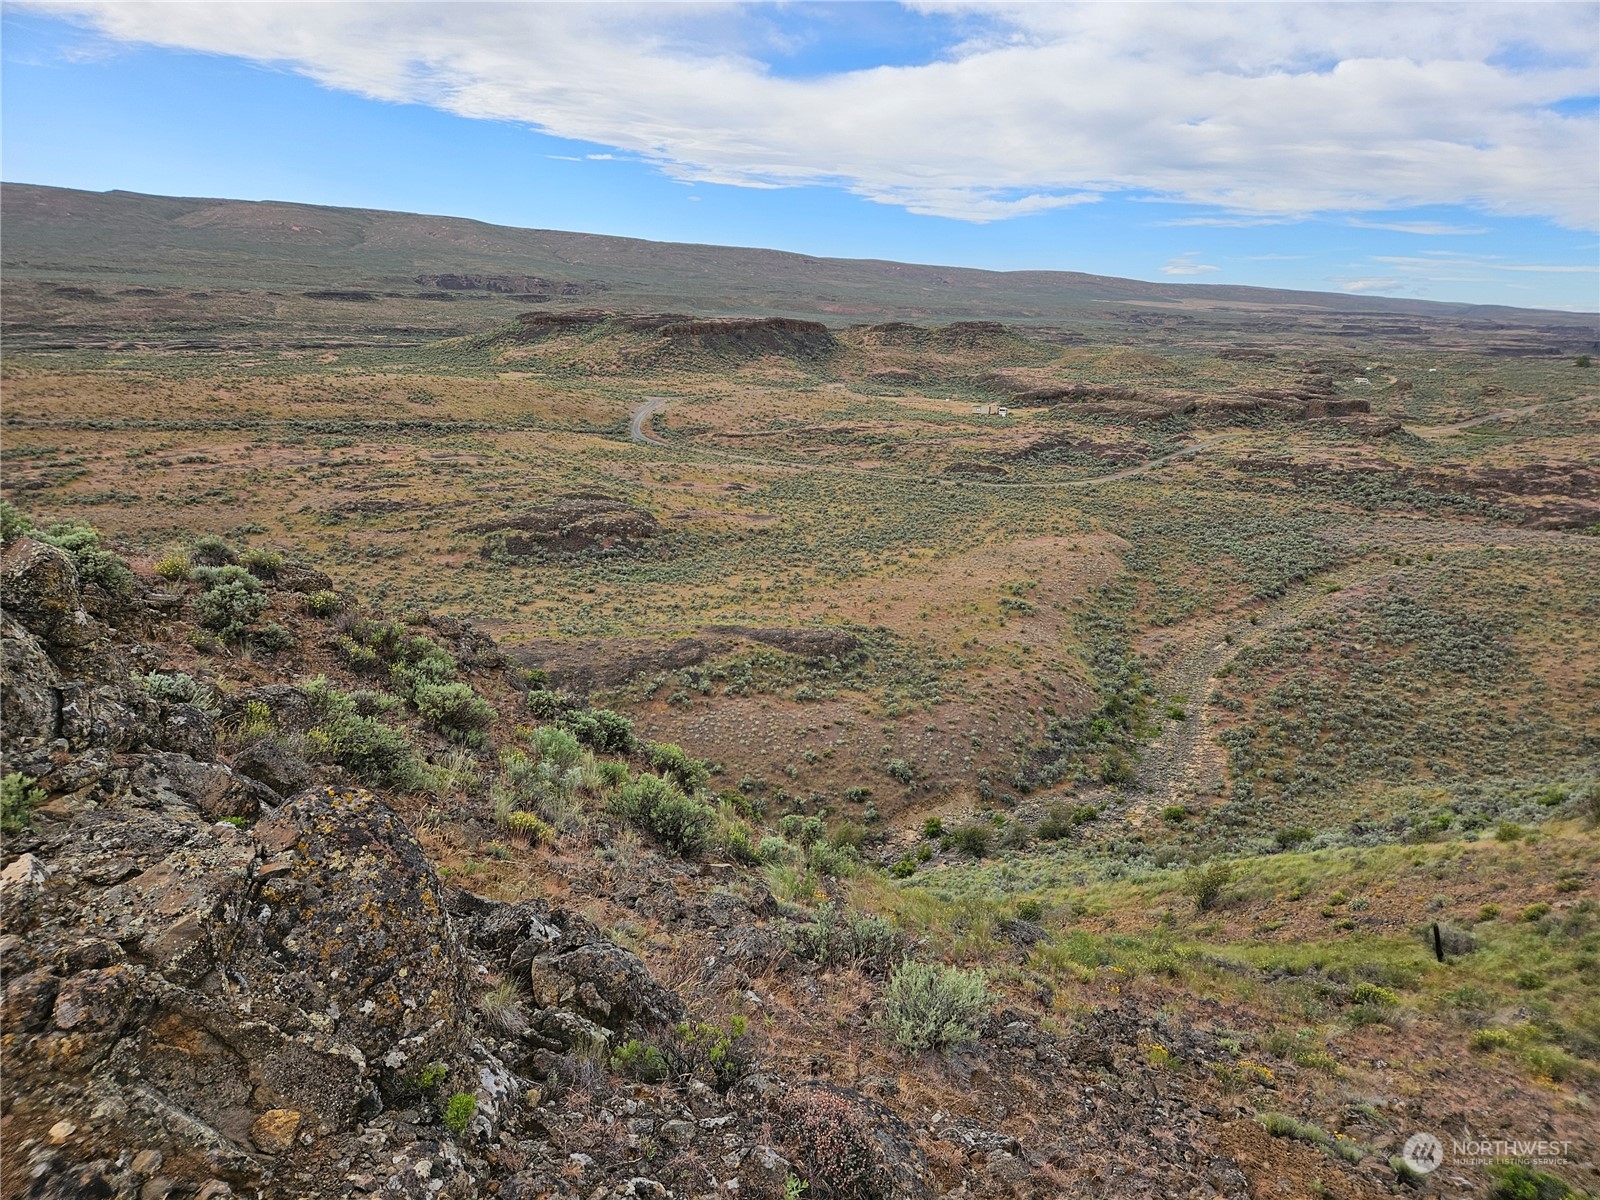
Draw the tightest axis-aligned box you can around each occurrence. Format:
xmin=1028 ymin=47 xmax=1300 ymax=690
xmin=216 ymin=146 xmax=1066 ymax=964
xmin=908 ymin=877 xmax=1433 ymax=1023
xmin=971 ymin=403 xmax=1002 ymax=416
xmin=997 ymin=406 xmax=1010 ymax=417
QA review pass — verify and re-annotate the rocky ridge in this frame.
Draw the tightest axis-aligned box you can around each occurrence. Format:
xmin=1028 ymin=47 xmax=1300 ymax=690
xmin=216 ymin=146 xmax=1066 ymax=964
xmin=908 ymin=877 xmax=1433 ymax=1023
xmin=1 ymin=533 xmax=1391 ymax=1200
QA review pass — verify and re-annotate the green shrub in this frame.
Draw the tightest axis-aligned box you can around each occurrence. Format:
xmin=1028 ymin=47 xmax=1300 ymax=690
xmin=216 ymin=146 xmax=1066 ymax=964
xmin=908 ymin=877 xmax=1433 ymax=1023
xmin=1351 ymin=982 xmax=1398 ymax=1007
xmin=442 ymin=1092 xmax=477 ymax=1136
xmin=669 ymin=1016 xmax=750 ymax=1090
xmin=153 ymin=551 xmax=191 ymax=581
xmin=806 ymin=838 xmax=857 ymax=878
xmin=504 ymin=811 xmax=555 ymax=845
xmin=189 ymin=534 xmax=237 ymax=566
xmin=1161 ymin=804 xmax=1188 ymax=823
xmin=597 ymin=759 xmax=631 ymax=787
xmin=303 ymin=676 xmax=422 ymax=790
xmin=238 ymin=546 xmax=283 ymax=579
xmin=882 ymin=960 xmax=993 ymax=1053
xmin=1487 ymin=1161 xmax=1574 ymax=1200
xmin=758 ymin=836 xmax=793 ymax=863
xmin=1183 ymin=860 xmax=1234 ymax=912
xmin=135 ymin=670 xmax=221 ymax=716
xmin=414 ymin=681 xmax=495 ymax=744
xmin=1 ymin=773 xmax=45 ymax=835
xmin=921 ymin=816 xmax=944 ymax=838
xmin=717 ymin=819 xmax=759 ymax=864
xmin=1099 ymin=751 xmax=1135 ymax=786
xmin=1581 ymin=781 xmax=1600 ymax=827
xmin=303 ymin=589 xmax=343 ymax=617
xmin=192 ymin=565 xmax=269 ymax=640
xmin=615 ymin=773 xmax=715 ymax=855
xmin=533 ymin=724 xmax=583 ymax=769
xmin=34 ymin=521 xmax=132 ymax=594
xmin=828 ymin=821 xmax=865 ymax=850
xmin=525 ymin=688 xmax=578 ymax=720
xmin=252 ymin=622 xmax=295 ymax=653
xmin=885 ymin=758 xmax=914 ymax=785
xmin=949 ymin=823 xmax=991 ymax=858
xmin=1037 ymin=803 xmax=1097 ymax=839
xmin=1471 ymin=1028 xmax=1513 ymax=1051
xmin=611 ymin=1038 xmax=669 ymax=1083
xmin=1274 ymin=826 xmax=1313 ymax=850
xmin=566 ymin=707 xmax=636 ymax=754
xmin=0 ymin=500 xmax=30 ymax=546
xmin=779 ymin=814 xmax=824 ymax=843
xmin=650 ymin=742 xmax=711 ymax=791
xmin=789 ymin=903 xmax=901 ymax=970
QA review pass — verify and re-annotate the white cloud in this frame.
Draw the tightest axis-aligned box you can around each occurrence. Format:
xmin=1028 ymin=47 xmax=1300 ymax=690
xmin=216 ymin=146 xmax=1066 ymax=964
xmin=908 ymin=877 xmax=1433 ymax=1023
xmin=1347 ymin=219 xmax=1490 ymax=235
xmin=26 ymin=1 xmax=1600 ymax=227
xmin=1161 ymin=252 xmax=1221 ymax=276
xmin=1335 ymin=277 xmax=1405 ymax=293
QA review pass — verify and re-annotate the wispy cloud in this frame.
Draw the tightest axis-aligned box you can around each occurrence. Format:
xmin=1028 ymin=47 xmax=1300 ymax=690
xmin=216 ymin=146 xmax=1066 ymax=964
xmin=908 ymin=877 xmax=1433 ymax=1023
xmin=1162 ymin=253 xmax=1220 ymax=276
xmin=1347 ymin=219 xmax=1490 ymax=235
xmin=1160 ymin=215 xmax=1298 ymax=228
xmin=1333 ymin=277 xmax=1405 ymax=293
xmin=1372 ymin=253 xmax=1597 ymax=274
xmin=20 ymin=1 xmax=1600 ymax=227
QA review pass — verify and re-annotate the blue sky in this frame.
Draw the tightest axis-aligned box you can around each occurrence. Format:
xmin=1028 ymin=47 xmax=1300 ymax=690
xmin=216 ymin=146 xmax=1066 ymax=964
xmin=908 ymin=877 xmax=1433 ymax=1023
xmin=3 ymin=3 xmax=1597 ymax=311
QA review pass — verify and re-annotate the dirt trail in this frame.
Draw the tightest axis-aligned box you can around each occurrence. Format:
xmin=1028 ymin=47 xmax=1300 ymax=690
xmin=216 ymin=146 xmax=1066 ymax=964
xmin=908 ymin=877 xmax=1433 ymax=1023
xmin=1083 ymin=556 xmax=1405 ymax=822
xmin=1099 ymin=507 xmax=1592 ymax=819
xmin=629 ymin=394 xmax=1243 ymax=488
xmin=1407 ymin=403 xmax=1541 ymax=437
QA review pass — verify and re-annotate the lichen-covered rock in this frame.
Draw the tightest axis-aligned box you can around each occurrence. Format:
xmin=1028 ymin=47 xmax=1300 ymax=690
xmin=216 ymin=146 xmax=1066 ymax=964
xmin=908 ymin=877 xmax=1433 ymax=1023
xmin=151 ymin=703 xmax=219 ymax=761
xmin=128 ymin=753 xmax=269 ymax=821
xmin=271 ymin=562 xmax=333 ymax=594
xmin=1 ymin=613 xmax=62 ymax=752
xmin=528 ymin=939 xmax=685 ymax=1032
xmin=242 ymin=786 xmax=471 ymax=1098
xmin=0 ymin=537 xmax=98 ymax=660
xmin=230 ymin=737 xmax=311 ymax=799
xmin=762 ymin=1082 xmax=938 ymax=1200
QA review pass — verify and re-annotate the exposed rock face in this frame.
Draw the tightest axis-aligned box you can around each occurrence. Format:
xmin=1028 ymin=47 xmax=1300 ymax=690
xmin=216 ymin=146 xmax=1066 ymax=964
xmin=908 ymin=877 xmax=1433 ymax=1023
xmin=248 ymin=788 xmax=472 ymax=1093
xmin=658 ymin=317 xmax=837 ymax=360
xmin=1 ymin=538 xmax=100 ymax=665
xmin=700 ymin=625 xmax=861 ymax=662
xmin=466 ymin=497 xmax=662 ymax=556
xmin=418 ymin=274 xmax=608 ymax=296
xmin=2 ymin=772 xmax=478 ymax=1186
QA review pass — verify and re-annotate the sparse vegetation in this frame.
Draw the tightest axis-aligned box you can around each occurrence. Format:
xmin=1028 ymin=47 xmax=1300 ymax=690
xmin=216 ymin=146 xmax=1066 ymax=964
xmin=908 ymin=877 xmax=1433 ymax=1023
xmin=1 ymin=773 xmax=45 ymax=835
xmin=881 ymin=960 xmax=993 ymax=1053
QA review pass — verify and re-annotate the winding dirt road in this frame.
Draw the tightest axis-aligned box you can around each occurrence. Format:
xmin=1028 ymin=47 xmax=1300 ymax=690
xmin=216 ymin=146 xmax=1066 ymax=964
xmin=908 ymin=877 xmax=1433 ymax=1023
xmin=629 ymin=396 xmax=670 ymax=446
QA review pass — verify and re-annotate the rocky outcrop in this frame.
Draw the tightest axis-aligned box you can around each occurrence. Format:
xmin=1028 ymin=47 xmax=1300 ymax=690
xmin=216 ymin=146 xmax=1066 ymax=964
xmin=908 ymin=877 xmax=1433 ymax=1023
xmin=1 ymin=543 xmax=950 ymax=1200
xmin=465 ymin=497 xmax=662 ymax=556
xmin=658 ymin=317 xmax=837 ymax=361
xmin=1 ymin=538 xmax=101 ymax=667
xmin=418 ymin=274 xmax=608 ymax=296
